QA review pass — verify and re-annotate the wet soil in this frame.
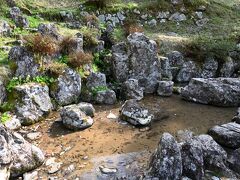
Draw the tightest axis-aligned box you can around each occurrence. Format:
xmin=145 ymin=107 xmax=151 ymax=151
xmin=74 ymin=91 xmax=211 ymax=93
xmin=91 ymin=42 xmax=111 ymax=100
xmin=22 ymin=95 xmax=237 ymax=179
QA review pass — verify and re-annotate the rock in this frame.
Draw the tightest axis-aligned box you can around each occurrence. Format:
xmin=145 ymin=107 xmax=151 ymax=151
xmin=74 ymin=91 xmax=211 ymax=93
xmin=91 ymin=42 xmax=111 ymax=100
xmin=220 ymin=57 xmax=235 ymax=77
xmin=196 ymin=134 xmax=233 ymax=177
xmin=195 ymin=11 xmax=203 ymax=19
xmin=208 ymin=122 xmax=240 ymax=149
xmin=0 ymin=80 xmax=6 ymax=106
xmin=177 ymin=130 xmax=194 ymax=142
xmin=78 ymin=102 xmax=95 ymax=117
xmin=10 ymin=7 xmax=29 ymax=28
xmin=148 ymin=133 xmax=182 ymax=179
xmin=99 ymin=165 xmax=117 ymax=174
xmin=15 ymin=83 xmax=53 ymax=125
xmin=46 ymin=158 xmax=61 ymax=174
xmin=60 ymin=11 xmax=73 ymax=21
xmin=86 ymin=72 xmax=106 ymax=90
xmin=63 ymin=33 xmax=83 ymax=54
xmin=60 ymin=104 xmax=94 ymax=130
xmin=157 ymin=11 xmax=170 ymax=19
xmin=3 ymin=114 xmax=21 ymax=130
xmin=112 ymin=33 xmax=161 ymax=94
xmin=171 ymin=0 xmax=183 ymax=5
xmin=0 ymin=125 xmax=45 ymax=177
xmin=232 ymin=107 xmax=240 ymax=123
xmin=107 ymin=112 xmax=118 ymax=119
xmin=169 ymin=12 xmax=187 ymax=22
xmin=120 ymin=99 xmax=153 ymax=126
xmin=94 ymin=90 xmax=117 ymax=105
xmin=195 ymin=18 xmax=209 ymax=27
xmin=23 ymin=170 xmax=38 ymax=180
xmin=148 ymin=19 xmax=157 ymax=26
xmin=26 ymin=132 xmax=42 ymax=141
xmin=181 ymin=138 xmax=204 ymax=180
xmin=0 ymin=21 xmax=11 ymax=37
xmin=201 ymin=57 xmax=218 ymax=78
xmin=160 ymin=57 xmax=172 ymax=80
xmin=8 ymin=46 xmax=40 ymax=78
xmin=38 ymin=23 xmax=62 ymax=41
xmin=176 ymin=61 xmax=199 ymax=83
xmin=121 ymin=79 xmax=144 ymax=101
xmin=166 ymin=51 xmax=184 ymax=67
xmin=181 ymin=78 xmax=240 ymax=107
xmin=157 ymin=81 xmax=174 ymax=97
xmin=50 ymin=68 xmax=81 ymax=106
xmin=228 ymin=148 xmax=240 ymax=174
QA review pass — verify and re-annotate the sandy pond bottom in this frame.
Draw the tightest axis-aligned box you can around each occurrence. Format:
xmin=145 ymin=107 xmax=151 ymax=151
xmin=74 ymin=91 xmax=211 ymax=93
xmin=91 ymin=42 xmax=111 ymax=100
xmin=23 ymin=95 xmax=237 ymax=179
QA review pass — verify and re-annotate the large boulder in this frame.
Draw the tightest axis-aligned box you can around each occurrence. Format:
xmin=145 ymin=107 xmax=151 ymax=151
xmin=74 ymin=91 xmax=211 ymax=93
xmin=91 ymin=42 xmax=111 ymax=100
xmin=9 ymin=7 xmax=29 ymax=28
xmin=201 ymin=57 xmax=218 ymax=78
xmin=181 ymin=78 xmax=240 ymax=107
xmin=228 ymin=148 xmax=240 ymax=174
xmin=121 ymin=79 xmax=144 ymax=100
xmin=120 ymin=99 xmax=153 ymax=126
xmin=0 ymin=125 xmax=45 ymax=177
xmin=50 ymin=68 xmax=81 ymax=106
xmin=38 ymin=23 xmax=62 ymax=41
xmin=176 ymin=61 xmax=199 ymax=83
xmin=181 ymin=138 xmax=204 ymax=180
xmin=148 ymin=133 xmax=182 ymax=179
xmin=14 ymin=83 xmax=53 ymax=125
xmin=157 ymin=81 xmax=174 ymax=97
xmin=78 ymin=102 xmax=95 ymax=117
xmin=112 ymin=33 xmax=161 ymax=94
xmin=60 ymin=104 xmax=94 ymax=130
xmin=86 ymin=72 xmax=106 ymax=90
xmin=8 ymin=46 xmax=40 ymax=78
xmin=166 ymin=51 xmax=184 ymax=67
xmin=94 ymin=89 xmax=117 ymax=105
xmin=208 ymin=122 xmax=240 ymax=149
xmin=196 ymin=134 xmax=234 ymax=177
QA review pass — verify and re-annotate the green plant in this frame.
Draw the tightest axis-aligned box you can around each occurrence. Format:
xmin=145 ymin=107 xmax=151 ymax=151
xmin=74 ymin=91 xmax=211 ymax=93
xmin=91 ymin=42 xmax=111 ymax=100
xmin=0 ymin=112 xmax=11 ymax=124
xmin=93 ymin=49 xmax=112 ymax=72
xmin=80 ymin=26 xmax=100 ymax=49
xmin=57 ymin=55 xmax=69 ymax=64
xmin=91 ymin=85 xmax=109 ymax=96
xmin=112 ymin=27 xmax=125 ymax=42
xmin=46 ymin=62 xmax=68 ymax=77
xmin=0 ymin=102 xmax=14 ymax=112
xmin=6 ymin=75 xmax=55 ymax=92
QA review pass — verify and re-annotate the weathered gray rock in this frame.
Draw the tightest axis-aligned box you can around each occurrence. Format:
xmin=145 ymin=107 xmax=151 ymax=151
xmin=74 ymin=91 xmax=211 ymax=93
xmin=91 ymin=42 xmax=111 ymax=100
xmin=208 ymin=122 xmax=240 ymax=149
xmin=157 ymin=81 xmax=174 ymax=97
xmin=0 ymin=21 xmax=11 ymax=37
xmin=196 ymin=134 xmax=233 ymax=177
xmin=50 ymin=68 xmax=81 ymax=106
xmin=86 ymin=72 xmax=106 ymax=90
xmin=112 ymin=33 xmax=161 ymax=94
xmin=15 ymin=83 xmax=53 ymax=125
xmin=0 ymin=80 xmax=6 ymax=106
xmin=8 ymin=46 xmax=40 ymax=78
xmin=120 ymin=99 xmax=153 ymax=126
xmin=78 ymin=102 xmax=95 ymax=117
xmin=60 ymin=11 xmax=73 ymax=21
xmin=232 ymin=107 xmax=240 ymax=123
xmin=148 ymin=133 xmax=182 ymax=179
xmin=201 ymin=57 xmax=218 ymax=78
xmin=228 ymin=148 xmax=240 ymax=174
xmin=176 ymin=61 xmax=199 ymax=83
xmin=60 ymin=104 xmax=94 ymax=130
xmin=181 ymin=138 xmax=204 ymax=180
xmin=9 ymin=7 xmax=29 ymax=28
xmin=3 ymin=113 xmax=21 ymax=131
xmin=0 ymin=125 xmax=45 ymax=177
xmin=94 ymin=90 xmax=117 ymax=105
xmin=169 ymin=12 xmax=187 ymax=22
xmin=166 ymin=51 xmax=184 ymax=67
xmin=160 ymin=57 xmax=172 ymax=80
xmin=121 ymin=79 xmax=144 ymax=100
xmin=181 ymin=78 xmax=240 ymax=107
xmin=38 ymin=23 xmax=62 ymax=40
xmin=63 ymin=33 xmax=83 ymax=54
xmin=220 ymin=57 xmax=235 ymax=77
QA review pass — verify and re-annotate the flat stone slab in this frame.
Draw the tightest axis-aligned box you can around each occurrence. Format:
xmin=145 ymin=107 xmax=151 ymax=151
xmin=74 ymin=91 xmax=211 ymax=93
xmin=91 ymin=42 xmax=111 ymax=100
xmin=208 ymin=122 xmax=240 ymax=149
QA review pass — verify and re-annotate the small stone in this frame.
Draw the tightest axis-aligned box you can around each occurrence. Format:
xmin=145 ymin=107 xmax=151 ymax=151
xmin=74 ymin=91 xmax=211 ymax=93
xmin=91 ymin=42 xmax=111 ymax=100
xmin=107 ymin=112 xmax=118 ymax=119
xmin=26 ymin=132 xmax=42 ymax=141
xmin=99 ymin=166 xmax=117 ymax=174
xmin=23 ymin=171 xmax=38 ymax=180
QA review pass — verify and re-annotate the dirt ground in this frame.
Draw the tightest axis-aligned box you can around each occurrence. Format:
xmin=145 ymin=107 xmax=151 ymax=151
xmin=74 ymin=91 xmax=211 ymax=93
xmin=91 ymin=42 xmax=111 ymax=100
xmin=21 ymin=95 xmax=237 ymax=179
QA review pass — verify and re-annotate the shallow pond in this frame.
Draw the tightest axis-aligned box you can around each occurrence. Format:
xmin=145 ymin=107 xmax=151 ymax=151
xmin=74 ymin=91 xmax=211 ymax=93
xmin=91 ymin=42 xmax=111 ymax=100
xmin=23 ymin=95 xmax=237 ymax=179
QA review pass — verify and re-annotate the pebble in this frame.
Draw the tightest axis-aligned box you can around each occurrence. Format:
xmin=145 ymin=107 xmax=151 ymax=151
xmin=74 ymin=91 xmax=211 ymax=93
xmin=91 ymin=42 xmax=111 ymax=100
xmin=26 ymin=132 xmax=42 ymax=140
xmin=23 ymin=171 xmax=38 ymax=180
xmin=99 ymin=165 xmax=118 ymax=174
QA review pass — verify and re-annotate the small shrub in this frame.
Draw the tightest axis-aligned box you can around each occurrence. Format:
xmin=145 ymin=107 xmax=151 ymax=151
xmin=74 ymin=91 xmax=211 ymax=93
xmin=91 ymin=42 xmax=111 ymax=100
xmin=46 ymin=62 xmax=68 ymax=77
xmin=84 ymin=0 xmax=118 ymax=9
xmin=80 ymin=27 xmax=100 ymax=49
xmin=0 ymin=112 xmax=11 ymax=124
xmin=68 ymin=51 xmax=93 ymax=68
xmin=91 ymin=85 xmax=109 ymax=96
xmin=0 ymin=102 xmax=14 ymax=112
xmin=59 ymin=35 xmax=76 ymax=55
xmin=123 ymin=18 xmax=144 ymax=36
xmin=83 ymin=14 xmax=99 ymax=26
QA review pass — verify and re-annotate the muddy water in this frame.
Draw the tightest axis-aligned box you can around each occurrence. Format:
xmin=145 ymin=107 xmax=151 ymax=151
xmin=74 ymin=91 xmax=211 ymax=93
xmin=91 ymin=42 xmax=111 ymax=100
xmin=24 ymin=95 xmax=237 ymax=179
